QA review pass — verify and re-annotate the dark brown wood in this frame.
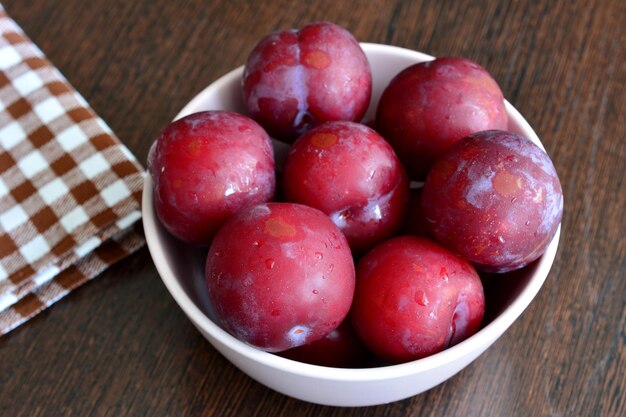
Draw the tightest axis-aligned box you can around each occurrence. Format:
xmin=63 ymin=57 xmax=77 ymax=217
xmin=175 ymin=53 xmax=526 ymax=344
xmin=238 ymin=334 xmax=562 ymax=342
xmin=1 ymin=0 xmax=624 ymax=415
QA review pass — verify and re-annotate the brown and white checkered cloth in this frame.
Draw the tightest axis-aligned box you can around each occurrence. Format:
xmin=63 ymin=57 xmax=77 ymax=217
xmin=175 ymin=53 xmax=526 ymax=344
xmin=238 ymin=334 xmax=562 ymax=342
xmin=0 ymin=5 xmax=145 ymax=335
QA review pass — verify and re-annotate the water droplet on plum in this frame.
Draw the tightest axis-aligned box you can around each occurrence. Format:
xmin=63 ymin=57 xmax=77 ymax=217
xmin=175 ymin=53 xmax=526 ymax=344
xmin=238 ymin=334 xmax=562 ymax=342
xmin=415 ymin=290 xmax=429 ymax=306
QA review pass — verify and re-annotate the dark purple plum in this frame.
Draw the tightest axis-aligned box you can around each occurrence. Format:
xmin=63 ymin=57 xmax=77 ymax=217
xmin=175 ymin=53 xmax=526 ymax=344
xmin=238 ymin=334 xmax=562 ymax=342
xmin=243 ymin=22 xmax=371 ymax=142
xmin=421 ymin=130 xmax=563 ymax=272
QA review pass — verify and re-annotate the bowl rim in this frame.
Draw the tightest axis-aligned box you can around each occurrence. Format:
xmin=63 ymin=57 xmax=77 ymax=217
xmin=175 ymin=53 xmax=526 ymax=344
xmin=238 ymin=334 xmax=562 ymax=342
xmin=142 ymin=42 xmax=560 ymax=382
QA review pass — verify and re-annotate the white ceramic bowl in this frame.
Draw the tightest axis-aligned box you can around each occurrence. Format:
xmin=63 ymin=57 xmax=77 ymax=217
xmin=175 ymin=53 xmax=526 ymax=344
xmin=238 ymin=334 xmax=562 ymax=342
xmin=142 ymin=43 xmax=561 ymax=407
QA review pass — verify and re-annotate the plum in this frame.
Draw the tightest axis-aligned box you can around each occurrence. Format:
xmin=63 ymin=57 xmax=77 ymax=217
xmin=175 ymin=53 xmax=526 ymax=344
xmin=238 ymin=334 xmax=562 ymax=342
xmin=282 ymin=121 xmax=408 ymax=254
xmin=205 ymin=202 xmax=355 ymax=352
xmin=243 ymin=21 xmax=371 ymax=142
xmin=349 ymin=236 xmax=485 ymax=363
xmin=421 ymin=130 xmax=563 ymax=272
xmin=376 ymin=57 xmax=507 ymax=180
xmin=278 ymin=321 xmax=371 ymax=368
xmin=149 ymin=111 xmax=275 ymax=246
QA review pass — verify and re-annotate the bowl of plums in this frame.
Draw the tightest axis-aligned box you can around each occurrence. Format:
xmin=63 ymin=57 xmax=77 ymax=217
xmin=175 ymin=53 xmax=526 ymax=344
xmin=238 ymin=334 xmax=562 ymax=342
xmin=142 ymin=22 xmax=563 ymax=406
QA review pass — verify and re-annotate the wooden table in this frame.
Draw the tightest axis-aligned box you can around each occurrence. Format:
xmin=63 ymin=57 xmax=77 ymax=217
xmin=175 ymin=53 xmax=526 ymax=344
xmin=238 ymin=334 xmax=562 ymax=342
xmin=2 ymin=0 xmax=624 ymax=415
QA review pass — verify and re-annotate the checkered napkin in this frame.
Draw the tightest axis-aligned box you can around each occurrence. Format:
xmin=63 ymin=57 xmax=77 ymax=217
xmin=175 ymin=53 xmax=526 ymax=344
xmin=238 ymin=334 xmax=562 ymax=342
xmin=0 ymin=5 xmax=145 ymax=335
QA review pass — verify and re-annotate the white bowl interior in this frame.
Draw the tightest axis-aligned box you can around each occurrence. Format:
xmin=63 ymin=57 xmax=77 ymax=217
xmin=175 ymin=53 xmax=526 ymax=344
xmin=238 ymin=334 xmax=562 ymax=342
xmin=142 ymin=43 xmax=560 ymax=406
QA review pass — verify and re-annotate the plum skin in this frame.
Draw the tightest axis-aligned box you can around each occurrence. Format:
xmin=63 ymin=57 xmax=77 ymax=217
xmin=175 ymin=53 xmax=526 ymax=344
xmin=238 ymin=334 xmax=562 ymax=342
xmin=421 ymin=130 xmax=564 ymax=272
xmin=282 ymin=121 xmax=408 ymax=255
xmin=376 ymin=57 xmax=507 ymax=180
xmin=349 ymin=236 xmax=485 ymax=364
xmin=205 ymin=202 xmax=355 ymax=352
xmin=278 ymin=320 xmax=371 ymax=368
xmin=148 ymin=111 xmax=275 ymax=246
xmin=243 ymin=21 xmax=372 ymax=142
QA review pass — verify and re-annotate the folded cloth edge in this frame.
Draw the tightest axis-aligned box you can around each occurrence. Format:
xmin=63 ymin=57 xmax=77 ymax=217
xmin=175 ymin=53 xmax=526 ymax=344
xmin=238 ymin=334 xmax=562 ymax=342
xmin=0 ymin=222 xmax=145 ymax=336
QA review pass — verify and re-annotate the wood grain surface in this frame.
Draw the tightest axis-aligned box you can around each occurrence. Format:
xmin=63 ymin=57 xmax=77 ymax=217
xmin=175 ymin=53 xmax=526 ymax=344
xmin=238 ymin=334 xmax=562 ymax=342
xmin=1 ymin=0 xmax=624 ymax=416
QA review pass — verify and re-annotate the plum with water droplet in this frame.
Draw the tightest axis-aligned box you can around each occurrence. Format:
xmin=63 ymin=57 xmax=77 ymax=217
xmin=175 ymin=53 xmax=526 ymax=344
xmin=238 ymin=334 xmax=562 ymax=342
xmin=282 ymin=121 xmax=408 ymax=254
xmin=243 ymin=21 xmax=371 ymax=142
xmin=376 ymin=57 xmax=507 ymax=180
xmin=205 ymin=202 xmax=355 ymax=352
xmin=421 ymin=130 xmax=563 ymax=272
xmin=349 ymin=236 xmax=485 ymax=363
xmin=148 ymin=111 xmax=275 ymax=245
